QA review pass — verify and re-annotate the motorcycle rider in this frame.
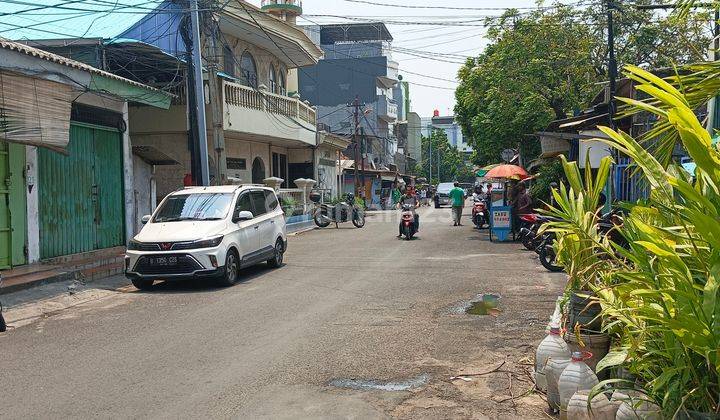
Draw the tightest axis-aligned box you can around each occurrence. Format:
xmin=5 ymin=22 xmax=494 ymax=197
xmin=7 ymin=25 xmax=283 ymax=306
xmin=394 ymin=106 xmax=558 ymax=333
xmin=471 ymin=185 xmax=484 ymax=201
xmin=397 ymin=189 xmax=420 ymax=237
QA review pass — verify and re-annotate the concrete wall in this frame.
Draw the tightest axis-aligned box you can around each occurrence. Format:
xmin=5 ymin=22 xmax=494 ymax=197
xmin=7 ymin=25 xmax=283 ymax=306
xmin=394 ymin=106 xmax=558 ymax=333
xmin=407 ymin=112 xmax=421 ymax=162
xmin=132 ymin=155 xmax=154 ymax=233
xmin=315 ymin=145 xmax=340 ymax=198
xmin=298 ymin=56 xmax=388 ymax=106
xmin=222 ymin=88 xmax=316 ymax=146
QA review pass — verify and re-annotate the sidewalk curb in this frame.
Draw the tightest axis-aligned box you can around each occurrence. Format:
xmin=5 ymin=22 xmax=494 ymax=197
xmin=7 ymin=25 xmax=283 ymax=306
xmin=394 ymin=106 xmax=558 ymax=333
xmin=1 ymin=270 xmax=78 ymax=295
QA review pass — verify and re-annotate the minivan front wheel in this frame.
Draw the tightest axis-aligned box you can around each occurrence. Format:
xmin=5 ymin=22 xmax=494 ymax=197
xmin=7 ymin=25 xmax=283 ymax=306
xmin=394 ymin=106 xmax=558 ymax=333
xmin=217 ymin=250 xmax=239 ymax=287
xmin=267 ymin=238 xmax=285 ymax=268
xmin=132 ymin=278 xmax=154 ymax=291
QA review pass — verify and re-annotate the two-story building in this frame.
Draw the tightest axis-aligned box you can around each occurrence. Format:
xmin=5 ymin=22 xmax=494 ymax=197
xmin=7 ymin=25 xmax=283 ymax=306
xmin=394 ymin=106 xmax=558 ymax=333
xmin=11 ymin=0 xmax=322 ymax=230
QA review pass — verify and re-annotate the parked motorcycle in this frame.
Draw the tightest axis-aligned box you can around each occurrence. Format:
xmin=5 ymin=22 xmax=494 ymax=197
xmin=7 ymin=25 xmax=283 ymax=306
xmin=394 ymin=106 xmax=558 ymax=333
xmin=532 ymin=209 xmax=627 ymax=273
xmin=472 ymin=198 xmax=489 ymax=229
xmin=399 ymin=204 xmax=417 ymax=240
xmin=537 ymin=229 xmax=563 ymax=272
xmin=518 ymin=213 xmax=542 ymax=250
xmin=311 ymin=192 xmax=365 ymax=228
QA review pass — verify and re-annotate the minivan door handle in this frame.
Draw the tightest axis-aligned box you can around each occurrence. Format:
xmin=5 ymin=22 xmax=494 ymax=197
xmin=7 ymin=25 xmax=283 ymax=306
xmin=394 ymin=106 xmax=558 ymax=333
xmin=270 ymin=220 xmax=275 ymax=224
xmin=254 ymin=226 xmax=259 ymax=230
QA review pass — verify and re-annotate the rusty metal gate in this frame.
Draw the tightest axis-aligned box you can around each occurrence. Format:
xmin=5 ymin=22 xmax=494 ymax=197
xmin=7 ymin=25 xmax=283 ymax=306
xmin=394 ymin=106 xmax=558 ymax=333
xmin=38 ymin=123 xmax=124 ymax=259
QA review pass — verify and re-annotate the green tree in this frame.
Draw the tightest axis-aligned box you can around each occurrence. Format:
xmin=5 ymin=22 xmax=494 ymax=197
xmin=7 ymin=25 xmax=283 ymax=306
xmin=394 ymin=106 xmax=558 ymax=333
xmin=455 ymin=2 xmax=711 ymax=167
xmin=414 ymin=128 xmax=475 ymax=184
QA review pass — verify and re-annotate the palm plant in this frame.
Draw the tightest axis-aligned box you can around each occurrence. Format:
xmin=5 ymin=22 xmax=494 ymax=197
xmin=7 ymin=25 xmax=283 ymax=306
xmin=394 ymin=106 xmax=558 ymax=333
xmin=540 ymin=154 xmax=614 ymax=292
xmin=588 ymin=65 xmax=720 ymax=416
xmin=618 ymin=61 xmax=720 ymax=167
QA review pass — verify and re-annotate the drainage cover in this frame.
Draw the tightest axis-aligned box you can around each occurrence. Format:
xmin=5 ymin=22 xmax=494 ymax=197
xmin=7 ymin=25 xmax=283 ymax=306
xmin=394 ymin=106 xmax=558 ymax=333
xmin=329 ymin=373 xmax=429 ymax=391
xmin=465 ymin=293 xmax=501 ymax=316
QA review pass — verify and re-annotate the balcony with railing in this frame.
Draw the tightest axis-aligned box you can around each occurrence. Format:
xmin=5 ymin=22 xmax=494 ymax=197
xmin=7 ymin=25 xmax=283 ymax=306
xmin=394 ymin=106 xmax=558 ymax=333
xmin=223 ymin=80 xmax=316 ymax=146
xmin=376 ymin=94 xmax=397 ymax=122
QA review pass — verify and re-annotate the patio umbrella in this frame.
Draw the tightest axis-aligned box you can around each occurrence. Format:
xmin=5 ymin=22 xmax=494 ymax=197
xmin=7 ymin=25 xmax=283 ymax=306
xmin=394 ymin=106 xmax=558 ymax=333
xmin=484 ymin=164 xmax=529 ymax=180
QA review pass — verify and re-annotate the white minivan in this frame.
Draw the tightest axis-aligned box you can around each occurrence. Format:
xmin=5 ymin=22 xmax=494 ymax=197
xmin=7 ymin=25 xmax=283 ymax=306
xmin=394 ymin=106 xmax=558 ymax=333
xmin=125 ymin=185 xmax=287 ymax=290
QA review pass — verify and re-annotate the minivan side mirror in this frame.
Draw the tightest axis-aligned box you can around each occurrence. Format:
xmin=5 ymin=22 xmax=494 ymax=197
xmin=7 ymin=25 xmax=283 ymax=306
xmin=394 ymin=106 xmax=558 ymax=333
xmin=233 ymin=210 xmax=254 ymax=222
xmin=141 ymin=215 xmax=151 ymax=224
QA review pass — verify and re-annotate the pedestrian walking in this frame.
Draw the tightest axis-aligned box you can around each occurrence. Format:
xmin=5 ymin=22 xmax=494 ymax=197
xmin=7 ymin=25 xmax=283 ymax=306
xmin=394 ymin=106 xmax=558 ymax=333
xmin=449 ymin=181 xmax=466 ymax=226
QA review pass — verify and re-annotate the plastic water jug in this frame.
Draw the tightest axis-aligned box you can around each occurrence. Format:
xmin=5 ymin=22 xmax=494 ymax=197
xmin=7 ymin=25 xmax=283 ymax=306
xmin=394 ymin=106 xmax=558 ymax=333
xmin=558 ymin=352 xmax=599 ymax=415
xmin=614 ymin=391 xmax=662 ymax=420
xmin=544 ymin=356 xmax=571 ymax=413
xmin=535 ymin=326 xmax=570 ymax=391
xmin=566 ymin=390 xmax=617 ymax=420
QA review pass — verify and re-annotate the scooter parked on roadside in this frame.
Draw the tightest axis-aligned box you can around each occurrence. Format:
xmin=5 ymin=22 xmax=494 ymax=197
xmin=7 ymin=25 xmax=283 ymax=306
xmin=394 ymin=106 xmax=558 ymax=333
xmin=399 ymin=204 xmax=417 ymax=240
xmin=530 ymin=209 xmax=627 ymax=273
xmin=518 ymin=213 xmax=542 ymax=250
xmin=311 ymin=192 xmax=365 ymax=229
xmin=472 ymin=198 xmax=489 ymax=229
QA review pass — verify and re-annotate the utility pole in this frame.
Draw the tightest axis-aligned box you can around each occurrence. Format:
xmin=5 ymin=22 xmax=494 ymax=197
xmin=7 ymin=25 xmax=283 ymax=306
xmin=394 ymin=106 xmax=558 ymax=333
xmin=207 ymin=10 xmax=227 ymax=185
xmin=428 ymin=127 xmax=432 ymax=183
xmin=360 ymin=126 xmax=366 ymax=202
xmin=351 ymin=96 xmax=360 ymax=197
xmin=189 ymin=0 xmax=210 ymax=186
xmin=607 ymin=0 xmax=617 ymax=130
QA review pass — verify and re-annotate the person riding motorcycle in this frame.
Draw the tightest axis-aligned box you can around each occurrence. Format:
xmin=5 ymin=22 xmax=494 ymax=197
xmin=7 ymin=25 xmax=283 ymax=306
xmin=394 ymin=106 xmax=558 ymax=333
xmin=471 ymin=185 xmax=484 ymax=202
xmin=397 ymin=189 xmax=420 ymax=237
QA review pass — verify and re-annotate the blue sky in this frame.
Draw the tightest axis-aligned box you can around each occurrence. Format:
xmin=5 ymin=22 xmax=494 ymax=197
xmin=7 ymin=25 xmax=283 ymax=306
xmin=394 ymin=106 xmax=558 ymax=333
xmin=1 ymin=0 xmax=567 ymax=118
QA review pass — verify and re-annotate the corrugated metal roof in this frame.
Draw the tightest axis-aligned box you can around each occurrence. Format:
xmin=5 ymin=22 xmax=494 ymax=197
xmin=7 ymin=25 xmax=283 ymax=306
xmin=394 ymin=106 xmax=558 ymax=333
xmin=0 ymin=37 xmax=163 ymax=93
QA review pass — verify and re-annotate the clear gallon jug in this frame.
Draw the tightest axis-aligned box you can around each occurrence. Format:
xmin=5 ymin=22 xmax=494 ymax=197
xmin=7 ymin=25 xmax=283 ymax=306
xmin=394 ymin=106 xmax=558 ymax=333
xmin=545 ymin=356 xmax=571 ymax=413
xmin=566 ymin=390 xmax=617 ymax=420
xmin=535 ymin=326 xmax=570 ymax=391
xmin=558 ymin=351 xmax=599 ymax=417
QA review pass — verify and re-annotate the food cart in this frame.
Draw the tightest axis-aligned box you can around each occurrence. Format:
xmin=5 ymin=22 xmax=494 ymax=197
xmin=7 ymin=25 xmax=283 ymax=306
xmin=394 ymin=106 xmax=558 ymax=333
xmin=483 ymin=165 xmax=529 ymax=241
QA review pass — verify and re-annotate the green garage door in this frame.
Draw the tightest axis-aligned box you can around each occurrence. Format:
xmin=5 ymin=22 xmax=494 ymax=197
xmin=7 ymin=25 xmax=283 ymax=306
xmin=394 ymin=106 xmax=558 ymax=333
xmin=39 ymin=123 xmax=124 ymax=259
xmin=0 ymin=142 xmax=27 ymax=269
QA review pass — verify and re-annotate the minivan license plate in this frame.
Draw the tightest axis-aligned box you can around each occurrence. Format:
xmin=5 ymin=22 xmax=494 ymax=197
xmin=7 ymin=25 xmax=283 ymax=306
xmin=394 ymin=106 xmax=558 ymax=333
xmin=149 ymin=256 xmax=178 ymax=266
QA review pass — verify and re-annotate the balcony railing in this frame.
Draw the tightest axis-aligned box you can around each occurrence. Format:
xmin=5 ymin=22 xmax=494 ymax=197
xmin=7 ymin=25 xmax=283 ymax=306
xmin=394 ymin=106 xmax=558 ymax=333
xmin=224 ymin=81 xmax=316 ymax=126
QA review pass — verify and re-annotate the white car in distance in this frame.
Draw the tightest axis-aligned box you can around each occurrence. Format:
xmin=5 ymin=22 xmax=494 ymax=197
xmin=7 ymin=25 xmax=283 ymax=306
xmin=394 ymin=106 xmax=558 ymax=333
xmin=125 ymin=185 xmax=287 ymax=290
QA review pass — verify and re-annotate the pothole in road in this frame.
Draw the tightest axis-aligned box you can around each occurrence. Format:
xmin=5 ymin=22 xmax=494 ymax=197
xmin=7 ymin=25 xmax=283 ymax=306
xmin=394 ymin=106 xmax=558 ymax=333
xmin=448 ymin=293 xmax=502 ymax=317
xmin=466 ymin=294 xmax=501 ymax=316
xmin=329 ymin=373 xmax=430 ymax=391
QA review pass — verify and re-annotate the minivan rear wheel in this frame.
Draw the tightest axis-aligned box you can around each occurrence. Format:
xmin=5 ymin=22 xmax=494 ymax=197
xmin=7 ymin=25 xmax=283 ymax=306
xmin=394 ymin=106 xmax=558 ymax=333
xmin=217 ymin=250 xmax=239 ymax=287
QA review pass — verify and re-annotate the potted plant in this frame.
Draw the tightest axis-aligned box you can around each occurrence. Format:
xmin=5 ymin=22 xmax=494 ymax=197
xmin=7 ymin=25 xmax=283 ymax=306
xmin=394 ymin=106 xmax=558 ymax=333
xmin=587 ymin=65 xmax=720 ymax=417
xmin=540 ymin=154 xmax=616 ymax=372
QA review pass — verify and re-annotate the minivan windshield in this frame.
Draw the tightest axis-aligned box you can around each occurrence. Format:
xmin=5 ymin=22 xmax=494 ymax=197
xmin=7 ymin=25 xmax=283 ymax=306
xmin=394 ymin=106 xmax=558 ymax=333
xmin=436 ymin=183 xmax=455 ymax=194
xmin=153 ymin=193 xmax=234 ymax=222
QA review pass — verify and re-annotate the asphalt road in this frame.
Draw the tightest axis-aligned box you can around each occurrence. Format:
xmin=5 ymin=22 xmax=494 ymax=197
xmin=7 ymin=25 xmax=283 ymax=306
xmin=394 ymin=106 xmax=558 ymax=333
xmin=0 ymin=204 xmax=566 ymax=419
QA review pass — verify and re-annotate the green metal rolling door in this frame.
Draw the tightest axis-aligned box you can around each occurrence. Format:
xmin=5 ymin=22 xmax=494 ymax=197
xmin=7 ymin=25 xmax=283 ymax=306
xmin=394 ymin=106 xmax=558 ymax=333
xmin=0 ymin=142 xmax=27 ymax=268
xmin=93 ymin=128 xmax=124 ymax=249
xmin=39 ymin=123 xmax=124 ymax=259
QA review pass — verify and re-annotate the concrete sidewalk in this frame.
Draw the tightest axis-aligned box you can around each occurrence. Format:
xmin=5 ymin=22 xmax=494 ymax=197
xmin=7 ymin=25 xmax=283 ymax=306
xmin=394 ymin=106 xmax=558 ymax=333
xmin=1 ymin=247 xmax=125 ymax=295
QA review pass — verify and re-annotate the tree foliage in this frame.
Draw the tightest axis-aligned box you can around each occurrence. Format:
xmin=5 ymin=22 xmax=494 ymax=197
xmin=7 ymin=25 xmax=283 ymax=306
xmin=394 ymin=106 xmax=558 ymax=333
xmin=454 ymin=1 xmax=711 ymax=167
xmin=414 ymin=128 xmax=475 ymax=184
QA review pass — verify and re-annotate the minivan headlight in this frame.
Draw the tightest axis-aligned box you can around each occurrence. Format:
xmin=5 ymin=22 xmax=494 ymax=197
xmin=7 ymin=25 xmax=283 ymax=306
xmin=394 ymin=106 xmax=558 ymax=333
xmin=127 ymin=239 xmax=143 ymax=250
xmin=174 ymin=235 xmax=224 ymax=250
